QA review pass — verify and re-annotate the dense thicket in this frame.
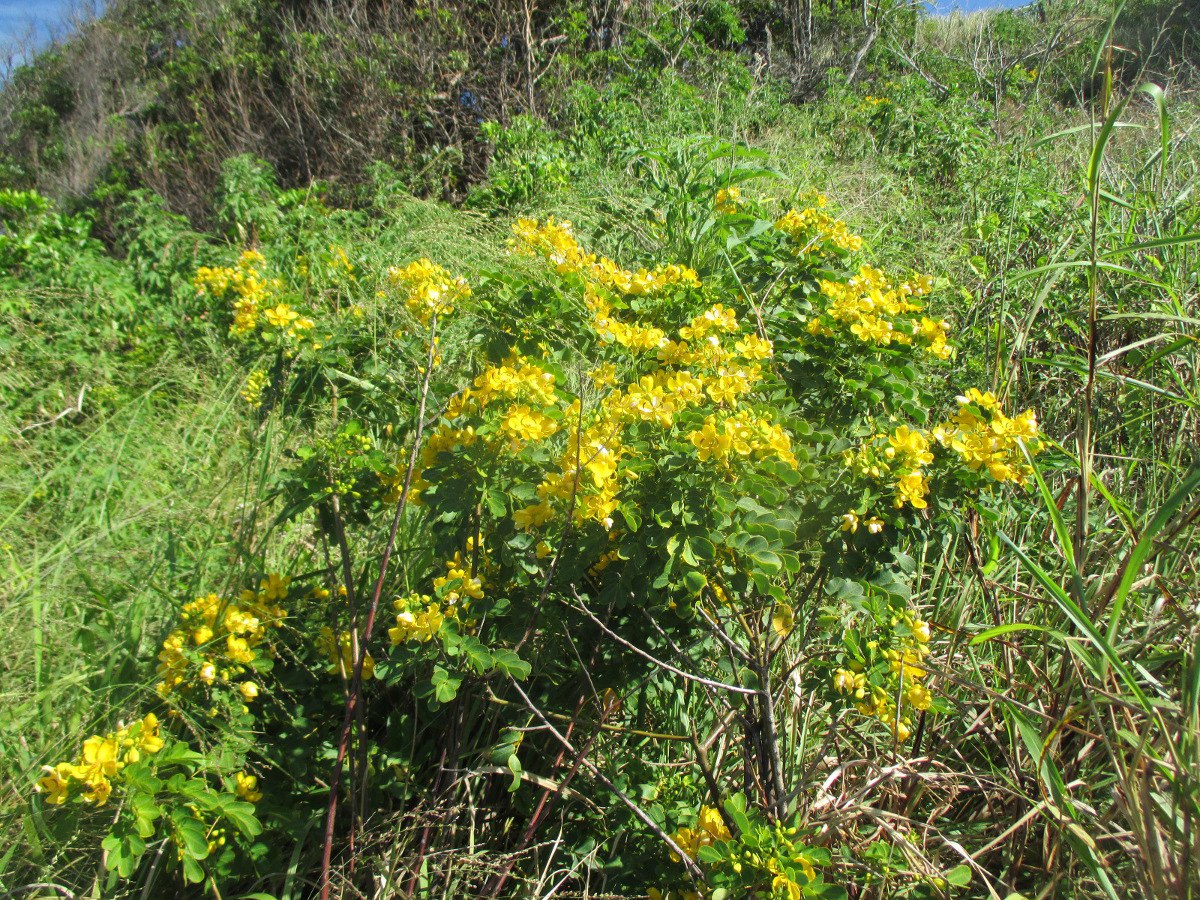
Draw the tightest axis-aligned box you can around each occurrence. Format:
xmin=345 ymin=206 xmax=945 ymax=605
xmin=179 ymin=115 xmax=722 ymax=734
xmin=1 ymin=0 xmax=1192 ymax=218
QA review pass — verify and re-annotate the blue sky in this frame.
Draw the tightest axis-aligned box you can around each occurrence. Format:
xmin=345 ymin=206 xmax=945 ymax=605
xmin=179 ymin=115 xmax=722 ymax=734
xmin=926 ymin=0 xmax=1032 ymax=13
xmin=0 ymin=0 xmax=95 ymax=53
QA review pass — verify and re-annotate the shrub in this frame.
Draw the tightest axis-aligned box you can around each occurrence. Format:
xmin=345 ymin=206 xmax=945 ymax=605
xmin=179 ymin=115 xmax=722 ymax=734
xmin=31 ymin=147 xmax=1041 ymax=898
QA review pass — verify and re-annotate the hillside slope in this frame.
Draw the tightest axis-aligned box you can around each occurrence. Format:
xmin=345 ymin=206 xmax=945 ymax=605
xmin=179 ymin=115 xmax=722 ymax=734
xmin=2 ymin=1 xmax=1199 ymax=898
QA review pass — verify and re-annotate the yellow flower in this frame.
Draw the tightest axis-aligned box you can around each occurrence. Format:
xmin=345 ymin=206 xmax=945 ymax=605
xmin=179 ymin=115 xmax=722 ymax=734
xmin=772 ymin=874 xmax=803 ymax=900
xmin=137 ymin=714 xmax=165 ymax=754
xmin=235 ymin=772 xmax=263 ymax=803
xmin=714 ymin=186 xmax=743 ymax=214
xmin=588 ymin=363 xmax=618 ymax=387
xmin=696 ymin=805 xmax=731 ymax=841
xmin=894 ymin=471 xmax=929 ymax=509
xmin=734 ymin=333 xmax=774 ymax=360
xmin=513 ymin=501 xmax=554 ymax=531
xmin=906 ymin=683 xmax=933 ymax=711
xmin=501 ymin=405 xmax=558 ymax=445
xmin=669 ymin=805 xmax=730 ymax=863
xmin=689 ymin=417 xmax=732 ymax=462
xmin=260 ymin=573 xmax=291 ymax=601
xmin=833 ymin=668 xmax=865 ymax=697
xmin=389 ymin=594 xmax=446 ymax=644
xmin=264 ymin=303 xmax=299 ymax=329
xmin=82 ymin=777 xmax=112 ymax=805
xmin=37 ymin=763 xmax=74 ymax=804
xmin=388 ymin=258 xmax=471 ymax=324
xmin=239 ymin=681 xmax=260 ymax=701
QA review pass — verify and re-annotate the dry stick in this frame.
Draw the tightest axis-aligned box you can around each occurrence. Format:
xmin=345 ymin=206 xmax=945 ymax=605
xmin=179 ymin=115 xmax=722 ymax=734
xmin=482 ymin=646 xmax=598 ymax=900
xmin=506 ymin=676 xmax=705 ymax=882
xmin=484 ymin=692 xmax=689 ymax=742
xmin=16 ymin=383 xmax=87 ymax=434
xmin=318 ymin=525 xmax=361 ymax=859
xmin=319 ymin=316 xmax=440 ymax=900
xmin=757 ymin=654 xmax=789 ymax=822
xmin=687 ymin=709 xmax=739 ymax=838
xmin=404 ymin=744 xmax=449 ymax=899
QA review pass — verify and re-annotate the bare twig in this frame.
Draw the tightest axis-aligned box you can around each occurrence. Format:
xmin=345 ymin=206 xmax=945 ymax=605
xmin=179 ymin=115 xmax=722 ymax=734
xmin=16 ymin=384 xmax=87 ymax=434
xmin=506 ymin=676 xmax=705 ymax=881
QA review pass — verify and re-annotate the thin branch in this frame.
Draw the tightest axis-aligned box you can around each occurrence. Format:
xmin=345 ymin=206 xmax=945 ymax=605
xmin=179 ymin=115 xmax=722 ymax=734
xmin=572 ymin=590 xmax=758 ymax=695
xmin=506 ymin=676 xmax=704 ymax=881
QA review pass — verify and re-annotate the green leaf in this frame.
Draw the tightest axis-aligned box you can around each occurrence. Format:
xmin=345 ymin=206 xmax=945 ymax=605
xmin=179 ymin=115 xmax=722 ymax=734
xmin=723 ymin=793 xmax=751 ymax=835
xmin=182 ymin=855 xmax=206 ymax=884
xmin=221 ymin=801 xmax=263 ymax=838
xmin=970 ymin=623 xmax=1060 ymax=645
xmin=999 ymin=533 xmax=1151 ymax=711
xmin=460 ymin=636 xmax=495 ymax=674
xmin=506 ymin=753 xmax=522 ymax=792
xmin=944 ymin=864 xmax=972 ymax=886
xmin=1105 ymin=466 xmax=1200 ymax=645
xmin=172 ymin=813 xmax=211 ymax=861
xmin=431 ymin=665 xmax=462 ymax=703
xmin=696 ymin=844 xmax=724 ymax=864
xmin=492 ymin=649 xmax=531 ymax=680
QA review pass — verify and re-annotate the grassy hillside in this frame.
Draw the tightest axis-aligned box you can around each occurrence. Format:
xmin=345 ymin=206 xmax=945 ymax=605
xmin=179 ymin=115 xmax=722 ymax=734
xmin=1 ymin=1 xmax=1199 ymax=898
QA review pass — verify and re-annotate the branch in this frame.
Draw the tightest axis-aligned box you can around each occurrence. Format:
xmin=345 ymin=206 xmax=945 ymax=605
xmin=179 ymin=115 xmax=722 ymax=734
xmin=572 ymin=590 xmax=758 ymax=695
xmin=506 ymin=676 xmax=705 ymax=881
xmin=17 ymin=384 xmax=87 ymax=434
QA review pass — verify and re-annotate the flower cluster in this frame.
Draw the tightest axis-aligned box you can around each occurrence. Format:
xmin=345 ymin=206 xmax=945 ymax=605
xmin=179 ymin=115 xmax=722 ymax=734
xmin=834 ymin=610 xmax=933 ymax=742
xmin=670 ymin=805 xmax=732 ymax=862
xmin=511 ymin=217 xmax=701 ymax=297
xmin=261 ymin=301 xmax=315 ymax=340
xmin=387 ymin=258 xmax=471 ymax=325
xmin=934 ymin=389 xmax=1040 ymax=484
xmin=433 ymin=549 xmax=486 ymax=605
xmin=714 ymin=186 xmax=743 ymax=214
xmin=194 ymin=250 xmax=314 ymax=342
xmin=454 ymin=227 xmax=794 ymax=540
xmin=809 ymin=265 xmax=949 ymax=359
xmin=661 ymin=805 xmax=823 ymax=900
xmin=194 ymin=250 xmax=280 ymax=336
xmin=689 ymin=411 xmax=798 ymax=468
xmin=775 ymin=199 xmax=863 ymax=255
xmin=843 ymin=392 xmax=1041 ymax=530
xmin=389 ymin=542 xmax=486 ymax=645
xmin=389 ymin=593 xmax=447 ymax=644
xmin=538 ymin=417 xmax=626 ymax=530
xmin=844 ymin=424 xmax=935 ymax=512
xmin=241 ymin=369 xmax=268 ymax=407
xmin=156 ymin=575 xmax=289 ymax=702
xmin=234 ymin=772 xmax=262 ymax=803
xmin=326 ymin=244 xmax=355 ymax=280
xmin=37 ymin=714 xmax=165 ymax=806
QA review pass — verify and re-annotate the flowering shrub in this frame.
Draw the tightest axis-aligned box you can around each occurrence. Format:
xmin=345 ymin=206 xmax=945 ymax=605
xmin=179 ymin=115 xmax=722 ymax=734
xmin=33 ymin=153 xmax=1042 ymax=897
